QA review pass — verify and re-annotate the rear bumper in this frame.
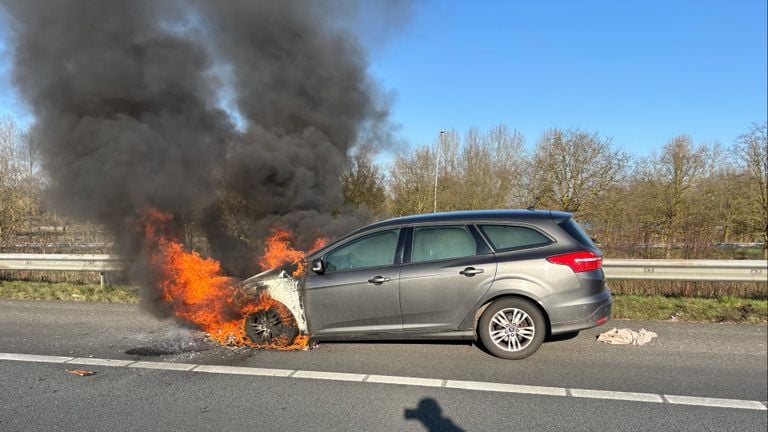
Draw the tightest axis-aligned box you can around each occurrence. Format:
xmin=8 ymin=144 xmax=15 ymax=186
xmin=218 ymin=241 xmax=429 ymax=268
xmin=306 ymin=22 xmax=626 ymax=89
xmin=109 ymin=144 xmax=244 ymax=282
xmin=547 ymin=290 xmax=613 ymax=335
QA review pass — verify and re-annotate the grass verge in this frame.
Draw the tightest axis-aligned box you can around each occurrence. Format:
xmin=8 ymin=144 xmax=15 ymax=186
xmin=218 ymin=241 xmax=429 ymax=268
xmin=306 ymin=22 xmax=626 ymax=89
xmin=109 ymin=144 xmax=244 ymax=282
xmin=0 ymin=281 xmax=139 ymax=303
xmin=613 ymin=295 xmax=767 ymax=323
xmin=0 ymin=281 xmax=766 ymax=323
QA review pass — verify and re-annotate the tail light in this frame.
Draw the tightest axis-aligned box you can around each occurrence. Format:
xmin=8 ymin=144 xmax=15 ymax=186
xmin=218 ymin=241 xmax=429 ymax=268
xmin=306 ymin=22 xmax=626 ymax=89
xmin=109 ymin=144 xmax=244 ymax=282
xmin=546 ymin=251 xmax=603 ymax=273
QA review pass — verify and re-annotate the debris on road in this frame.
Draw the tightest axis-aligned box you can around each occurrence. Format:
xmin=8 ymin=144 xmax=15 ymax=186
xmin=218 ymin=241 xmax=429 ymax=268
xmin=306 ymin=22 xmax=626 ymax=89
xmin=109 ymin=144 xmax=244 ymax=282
xmin=65 ymin=369 xmax=96 ymax=377
xmin=597 ymin=328 xmax=658 ymax=346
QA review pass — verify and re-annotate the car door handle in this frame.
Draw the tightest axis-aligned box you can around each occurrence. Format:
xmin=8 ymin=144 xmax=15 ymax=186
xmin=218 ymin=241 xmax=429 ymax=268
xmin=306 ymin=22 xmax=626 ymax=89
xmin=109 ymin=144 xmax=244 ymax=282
xmin=459 ymin=267 xmax=484 ymax=276
xmin=368 ymin=276 xmax=391 ymax=285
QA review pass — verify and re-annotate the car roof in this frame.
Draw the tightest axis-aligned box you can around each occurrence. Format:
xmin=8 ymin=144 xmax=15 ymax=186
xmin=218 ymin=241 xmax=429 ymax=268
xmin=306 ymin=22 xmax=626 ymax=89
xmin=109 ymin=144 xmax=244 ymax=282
xmin=349 ymin=209 xmax=571 ymax=235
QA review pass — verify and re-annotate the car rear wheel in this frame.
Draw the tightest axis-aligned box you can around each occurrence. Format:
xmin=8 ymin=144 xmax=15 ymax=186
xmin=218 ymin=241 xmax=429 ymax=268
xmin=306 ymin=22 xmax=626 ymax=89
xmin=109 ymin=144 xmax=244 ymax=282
xmin=244 ymin=305 xmax=299 ymax=347
xmin=478 ymin=298 xmax=546 ymax=360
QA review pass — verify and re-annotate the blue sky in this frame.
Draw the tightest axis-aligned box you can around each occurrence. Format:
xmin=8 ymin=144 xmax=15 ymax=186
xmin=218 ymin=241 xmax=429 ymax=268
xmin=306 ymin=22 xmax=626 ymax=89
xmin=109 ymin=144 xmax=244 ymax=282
xmin=1 ymin=0 xmax=766 ymax=155
xmin=370 ymin=0 xmax=767 ymax=153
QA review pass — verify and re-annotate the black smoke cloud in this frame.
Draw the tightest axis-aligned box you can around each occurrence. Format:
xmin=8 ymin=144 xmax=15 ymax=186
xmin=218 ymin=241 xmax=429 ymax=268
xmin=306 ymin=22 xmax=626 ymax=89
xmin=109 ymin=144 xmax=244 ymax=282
xmin=2 ymin=0 xmax=398 ymax=308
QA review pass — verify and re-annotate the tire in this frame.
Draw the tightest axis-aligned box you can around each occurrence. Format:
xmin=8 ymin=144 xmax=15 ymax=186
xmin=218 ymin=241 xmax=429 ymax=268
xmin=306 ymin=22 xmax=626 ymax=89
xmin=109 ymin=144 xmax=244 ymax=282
xmin=478 ymin=298 xmax=546 ymax=360
xmin=244 ymin=305 xmax=299 ymax=347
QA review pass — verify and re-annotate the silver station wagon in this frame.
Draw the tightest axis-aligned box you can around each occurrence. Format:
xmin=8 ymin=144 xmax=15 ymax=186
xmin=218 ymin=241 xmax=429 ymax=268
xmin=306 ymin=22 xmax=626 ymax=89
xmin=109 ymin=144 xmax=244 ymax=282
xmin=243 ymin=209 xmax=612 ymax=359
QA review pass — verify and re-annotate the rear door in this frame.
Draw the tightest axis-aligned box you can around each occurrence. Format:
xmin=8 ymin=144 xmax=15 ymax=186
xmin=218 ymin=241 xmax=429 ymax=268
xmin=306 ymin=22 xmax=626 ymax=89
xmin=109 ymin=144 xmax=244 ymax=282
xmin=303 ymin=228 xmax=404 ymax=335
xmin=398 ymin=224 xmax=497 ymax=331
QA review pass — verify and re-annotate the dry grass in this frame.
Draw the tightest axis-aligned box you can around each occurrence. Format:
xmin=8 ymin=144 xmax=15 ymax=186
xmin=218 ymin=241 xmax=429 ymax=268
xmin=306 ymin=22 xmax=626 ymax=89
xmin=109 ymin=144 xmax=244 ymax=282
xmin=0 ymin=270 xmax=131 ymax=285
xmin=608 ymin=280 xmax=767 ymax=299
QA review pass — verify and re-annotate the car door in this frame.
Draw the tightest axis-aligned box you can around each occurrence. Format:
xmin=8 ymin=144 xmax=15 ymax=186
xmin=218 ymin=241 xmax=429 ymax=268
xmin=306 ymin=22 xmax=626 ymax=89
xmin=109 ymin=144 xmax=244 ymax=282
xmin=398 ymin=224 xmax=497 ymax=331
xmin=303 ymin=228 xmax=404 ymax=335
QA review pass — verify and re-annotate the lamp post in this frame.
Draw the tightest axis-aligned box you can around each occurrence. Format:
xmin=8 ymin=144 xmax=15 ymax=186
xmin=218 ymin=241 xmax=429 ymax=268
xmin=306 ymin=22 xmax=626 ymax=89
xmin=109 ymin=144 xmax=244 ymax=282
xmin=433 ymin=130 xmax=445 ymax=213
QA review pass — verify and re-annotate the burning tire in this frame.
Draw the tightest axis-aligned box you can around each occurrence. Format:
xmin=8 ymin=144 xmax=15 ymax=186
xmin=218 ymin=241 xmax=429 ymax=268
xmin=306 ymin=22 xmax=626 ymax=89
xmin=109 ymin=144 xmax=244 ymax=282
xmin=244 ymin=305 xmax=299 ymax=347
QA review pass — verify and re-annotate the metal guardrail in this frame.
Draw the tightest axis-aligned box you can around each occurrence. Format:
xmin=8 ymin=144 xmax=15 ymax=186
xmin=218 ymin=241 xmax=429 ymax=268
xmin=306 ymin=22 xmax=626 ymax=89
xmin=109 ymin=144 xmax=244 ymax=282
xmin=602 ymin=259 xmax=767 ymax=282
xmin=0 ymin=254 xmax=129 ymax=286
xmin=0 ymin=254 xmax=766 ymax=284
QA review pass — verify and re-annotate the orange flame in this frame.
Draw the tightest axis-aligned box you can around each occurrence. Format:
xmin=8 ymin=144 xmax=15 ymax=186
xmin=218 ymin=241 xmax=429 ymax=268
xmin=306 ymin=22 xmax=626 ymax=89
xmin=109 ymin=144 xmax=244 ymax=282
xmin=259 ymin=227 xmax=328 ymax=277
xmin=142 ymin=209 xmax=308 ymax=350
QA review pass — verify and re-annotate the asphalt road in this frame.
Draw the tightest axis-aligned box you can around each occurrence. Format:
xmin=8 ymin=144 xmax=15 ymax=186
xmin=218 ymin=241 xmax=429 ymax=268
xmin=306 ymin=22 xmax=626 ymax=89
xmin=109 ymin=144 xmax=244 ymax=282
xmin=1 ymin=300 xmax=766 ymax=431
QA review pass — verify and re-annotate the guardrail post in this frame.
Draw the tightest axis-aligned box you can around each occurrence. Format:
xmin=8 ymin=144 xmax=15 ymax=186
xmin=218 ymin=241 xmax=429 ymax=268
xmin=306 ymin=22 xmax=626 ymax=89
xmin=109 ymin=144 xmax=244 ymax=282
xmin=99 ymin=272 xmax=109 ymax=287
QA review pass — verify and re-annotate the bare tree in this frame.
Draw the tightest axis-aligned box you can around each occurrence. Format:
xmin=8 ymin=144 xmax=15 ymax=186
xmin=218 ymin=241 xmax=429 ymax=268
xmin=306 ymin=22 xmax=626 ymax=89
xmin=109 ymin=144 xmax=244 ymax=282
xmin=389 ymin=145 xmax=436 ymax=216
xmin=638 ymin=136 xmax=707 ymax=258
xmin=456 ymin=125 xmax=526 ymax=209
xmin=0 ymin=116 xmax=27 ymax=249
xmin=527 ymin=128 xmax=628 ymax=214
xmin=340 ymin=144 xmax=387 ymax=214
xmin=733 ymin=122 xmax=768 ymax=258
xmin=390 ymin=125 xmax=528 ymax=216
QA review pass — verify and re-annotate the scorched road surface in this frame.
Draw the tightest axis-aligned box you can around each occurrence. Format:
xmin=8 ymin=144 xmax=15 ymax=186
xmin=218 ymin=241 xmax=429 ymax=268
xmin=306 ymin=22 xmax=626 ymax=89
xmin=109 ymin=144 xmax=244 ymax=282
xmin=0 ymin=300 xmax=766 ymax=431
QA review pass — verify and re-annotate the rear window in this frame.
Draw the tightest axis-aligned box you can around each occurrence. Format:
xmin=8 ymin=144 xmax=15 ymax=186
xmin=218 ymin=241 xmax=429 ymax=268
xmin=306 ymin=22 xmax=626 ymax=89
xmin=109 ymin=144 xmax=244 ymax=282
xmin=558 ymin=218 xmax=597 ymax=248
xmin=478 ymin=225 xmax=552 ymax=252
xmin=412 ymin=226 xmax=476 ymax=262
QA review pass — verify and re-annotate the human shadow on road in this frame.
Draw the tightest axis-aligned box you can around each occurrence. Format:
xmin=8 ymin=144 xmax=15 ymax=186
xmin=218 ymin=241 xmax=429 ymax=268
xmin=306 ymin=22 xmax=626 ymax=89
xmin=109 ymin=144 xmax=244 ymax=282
xmin=404 ymin=398 xmax=464 ymax=432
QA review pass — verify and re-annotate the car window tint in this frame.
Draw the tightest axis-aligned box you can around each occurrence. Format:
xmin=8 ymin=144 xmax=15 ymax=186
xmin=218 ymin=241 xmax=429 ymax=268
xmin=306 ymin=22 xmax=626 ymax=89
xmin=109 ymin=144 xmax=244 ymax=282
xmin=479 ymin=225 xmax=551 ymax=252
xmin=325 ymin=229 xmax=400 ymax=272
xmin=412 ymin=226 xmax=476 ymax=262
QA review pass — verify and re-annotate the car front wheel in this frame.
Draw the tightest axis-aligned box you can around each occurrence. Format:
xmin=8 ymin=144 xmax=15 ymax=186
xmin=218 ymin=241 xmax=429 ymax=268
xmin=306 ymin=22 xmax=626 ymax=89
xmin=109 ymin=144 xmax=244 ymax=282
xmin=244 ymin=305 xmax=299 ymax=347
xmin=478 ymin=298 xmax=546 ymax=360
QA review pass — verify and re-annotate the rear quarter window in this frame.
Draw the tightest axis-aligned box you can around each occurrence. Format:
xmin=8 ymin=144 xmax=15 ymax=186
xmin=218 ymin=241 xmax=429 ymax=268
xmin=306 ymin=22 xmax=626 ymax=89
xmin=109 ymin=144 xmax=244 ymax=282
xmin=478 ymin=225 xmax=552 ymax=252
xmin=558 ymin=218 xmax=597 ymax=249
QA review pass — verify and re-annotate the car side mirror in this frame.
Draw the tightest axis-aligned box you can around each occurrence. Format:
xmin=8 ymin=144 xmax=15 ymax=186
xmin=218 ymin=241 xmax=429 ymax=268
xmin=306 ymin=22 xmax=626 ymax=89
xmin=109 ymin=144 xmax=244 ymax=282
xmin=311 ymin=258 xmax=325 ymax=274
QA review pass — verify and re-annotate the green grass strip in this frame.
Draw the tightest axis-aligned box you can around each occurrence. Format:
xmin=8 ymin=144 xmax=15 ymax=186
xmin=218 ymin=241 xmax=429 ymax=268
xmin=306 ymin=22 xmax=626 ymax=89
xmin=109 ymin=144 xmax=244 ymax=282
xmin=613 ymin=295 xmax=767 ymax=323
xmin=0 ymin=280 xmax=139 ymax=303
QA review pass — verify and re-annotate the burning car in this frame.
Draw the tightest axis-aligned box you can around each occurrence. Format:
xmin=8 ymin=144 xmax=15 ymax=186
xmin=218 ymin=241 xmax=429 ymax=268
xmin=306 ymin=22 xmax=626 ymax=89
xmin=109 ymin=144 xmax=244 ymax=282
xmin=241 ymin=209 xmax=612 ymax=359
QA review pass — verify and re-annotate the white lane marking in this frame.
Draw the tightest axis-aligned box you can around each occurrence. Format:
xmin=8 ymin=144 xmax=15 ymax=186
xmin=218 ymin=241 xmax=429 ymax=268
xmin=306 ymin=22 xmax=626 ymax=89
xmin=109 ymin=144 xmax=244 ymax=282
xmin=66 ymin=358 xmax=135 ymax=367
xmin=292 ymin=370 xmax=366 ymax=382
xmin=571 ymin=389 xmax=663 ymax=403
xmin=129 ymin=361 xmax=197 ymax=371
xmin=0 ymin=353 xmax=74 ymax=363
xmin=665 ymin=395 xmax=767 ymax=411
xmin=192 ymin=364 xmax=293 ymax=377
xmin=445 ymin=380 xmax=567 ymax=397
xmin=366 ymin=374 xmax=444 ymax=388
xmin=1 ymin=352 xmax=765 ymax=411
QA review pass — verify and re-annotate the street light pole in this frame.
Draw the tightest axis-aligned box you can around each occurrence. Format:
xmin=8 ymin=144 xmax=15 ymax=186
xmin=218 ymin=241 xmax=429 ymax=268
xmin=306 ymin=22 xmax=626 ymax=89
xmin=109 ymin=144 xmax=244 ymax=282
xmin=434 ymin=130 xmax=445 ymax=213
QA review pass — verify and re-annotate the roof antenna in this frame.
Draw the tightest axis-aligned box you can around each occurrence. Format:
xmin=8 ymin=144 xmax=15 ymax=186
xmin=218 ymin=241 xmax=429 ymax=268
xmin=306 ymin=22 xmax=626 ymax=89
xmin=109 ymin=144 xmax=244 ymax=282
xmin=526 ymin=206 xmax=535 ymax=211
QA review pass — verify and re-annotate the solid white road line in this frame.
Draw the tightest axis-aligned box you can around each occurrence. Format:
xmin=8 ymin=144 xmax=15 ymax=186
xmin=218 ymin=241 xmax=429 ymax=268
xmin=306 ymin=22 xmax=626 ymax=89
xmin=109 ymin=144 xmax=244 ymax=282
xmin=191 ymin=364 xmax=293 ymax=377
xmin=292 ymin=370 xmax=367 ymax=382
xmin=445 ymin=380 xmax=567 ymax=397
xmin=0 ymin=353 xmax=74 ymax=363
xmin=66 ymin=358 xmax=135 ymax=367
xmin=1 ymin=352 xmax=766 ymax=411
xmin=570 ymin=389 xmax=664 ymax=403
xmin=664 ymin=395 xmax=768 ymax=410
xmin=129 ymin=361 xmax=197 ymax=371
xmin=366 ymin=374 xmax=444 ymax=387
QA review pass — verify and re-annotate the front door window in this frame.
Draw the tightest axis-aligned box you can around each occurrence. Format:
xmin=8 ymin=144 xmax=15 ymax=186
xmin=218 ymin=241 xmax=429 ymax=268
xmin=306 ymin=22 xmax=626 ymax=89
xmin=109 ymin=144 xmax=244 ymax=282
xmin=325 ymin=229 xmax=400 ymax=272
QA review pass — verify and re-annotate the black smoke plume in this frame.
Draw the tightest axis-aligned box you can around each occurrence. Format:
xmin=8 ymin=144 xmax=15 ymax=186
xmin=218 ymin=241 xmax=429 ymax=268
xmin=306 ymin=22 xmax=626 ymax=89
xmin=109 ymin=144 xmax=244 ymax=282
xmin=1 ymin=0 xmax=397 ymax=314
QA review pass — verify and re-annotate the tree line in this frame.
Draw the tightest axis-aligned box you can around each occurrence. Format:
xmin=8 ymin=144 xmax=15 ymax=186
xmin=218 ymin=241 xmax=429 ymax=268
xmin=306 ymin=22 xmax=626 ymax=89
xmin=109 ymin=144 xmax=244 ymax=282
xmin=1 ymin=115 xmax=766 ymax=259
xmin=342 ymin=122 xmax=767 ymax=259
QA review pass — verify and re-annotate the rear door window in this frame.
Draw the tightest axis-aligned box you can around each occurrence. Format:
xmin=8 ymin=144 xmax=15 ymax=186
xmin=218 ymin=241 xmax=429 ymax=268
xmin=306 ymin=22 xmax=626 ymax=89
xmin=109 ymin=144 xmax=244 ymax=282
xmin=478 ymin=225 xmax=552 ymax=252
xmin=411 ymin=226 xmax=476 ymax=263
xmin=325 ymin=229 xmax=400 ymax=272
